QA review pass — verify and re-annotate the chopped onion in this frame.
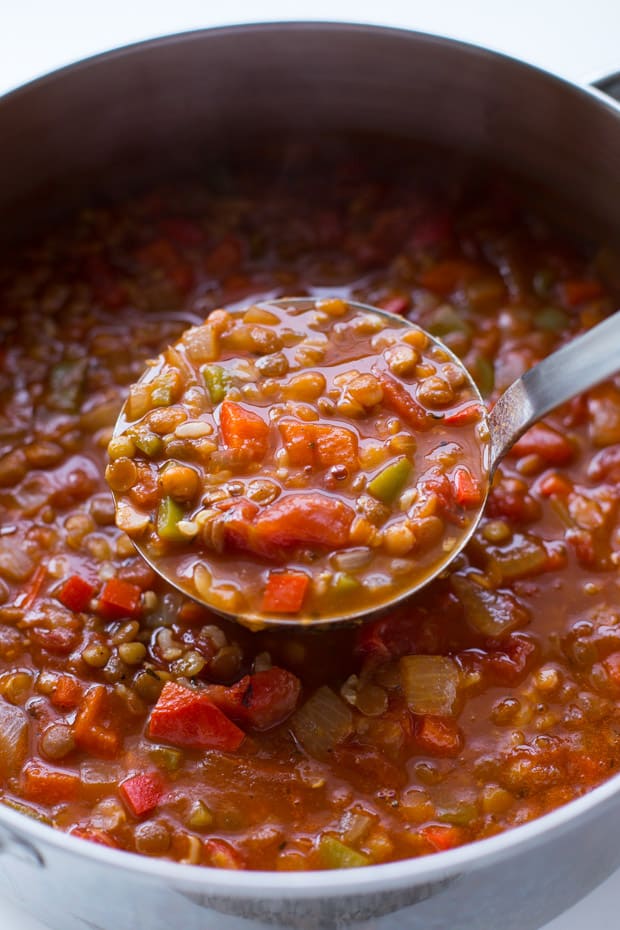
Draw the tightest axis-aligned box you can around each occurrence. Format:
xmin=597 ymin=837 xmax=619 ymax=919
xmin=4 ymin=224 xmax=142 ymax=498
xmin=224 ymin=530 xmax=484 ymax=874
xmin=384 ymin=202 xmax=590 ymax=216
xmin=330 ymin=548 xmax=372 ymax=572
xmin=399 ymin=655 xmax=459 ymax=716
xmin=291 ymin=686 xmax=353 ymax=758
xmin=451 ymin=574 xmax=528 ymax=636
xmin=0 ymin=698 xmax=29 ymax=779
xmin=486 ymin=534 xmax=547 ymax=583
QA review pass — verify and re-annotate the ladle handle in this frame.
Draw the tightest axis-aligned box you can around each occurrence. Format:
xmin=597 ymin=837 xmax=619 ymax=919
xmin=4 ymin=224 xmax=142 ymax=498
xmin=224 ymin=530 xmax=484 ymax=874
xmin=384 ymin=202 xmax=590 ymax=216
xmin=488 ymin=310 xmax=620 ymax=473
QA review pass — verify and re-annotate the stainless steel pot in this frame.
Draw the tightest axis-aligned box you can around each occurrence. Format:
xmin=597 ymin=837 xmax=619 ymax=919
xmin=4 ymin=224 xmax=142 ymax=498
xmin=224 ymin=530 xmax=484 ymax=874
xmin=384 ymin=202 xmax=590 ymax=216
xmin=0 ymin=23 xmax=619 ymax=930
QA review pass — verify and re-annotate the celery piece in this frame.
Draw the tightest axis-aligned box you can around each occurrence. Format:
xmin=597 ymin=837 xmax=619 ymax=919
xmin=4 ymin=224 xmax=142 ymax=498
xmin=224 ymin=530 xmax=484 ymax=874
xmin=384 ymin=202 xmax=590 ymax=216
xmin=151 ymin=370 xmax=181 ymax=407
xmin=536 ymin=307 xmax=569 ymax=332
xmin=1 ymin=796 xmax=52 ymax=826
xmin=438 ymin=801 xmax=478 ymax=826
xmin=332 ymin=572 xmax=361 ymax=595
xmin=132 ymin=429 xmax=163 ymax=457
xmin=428 ymin=305 xmax=471 ymax=338
xmin=368 ymin=457 xmax=411 ymax=505
xmin=472 ymin=356 xmax=495 ymax=397
xmin=318 ymin=835 xmax=370 ymax=869
xmin=157 ymin=497 xmax=186 ymax=542
xmin=187 ymin=800 xmax=214 ymax=830
xmin=202 ymin=364 xmax=231 ymax=405
xmin=149 ymin=745 xmax=183 ymax=772
xmin=47 ymin=358 xmax=88 ymax=412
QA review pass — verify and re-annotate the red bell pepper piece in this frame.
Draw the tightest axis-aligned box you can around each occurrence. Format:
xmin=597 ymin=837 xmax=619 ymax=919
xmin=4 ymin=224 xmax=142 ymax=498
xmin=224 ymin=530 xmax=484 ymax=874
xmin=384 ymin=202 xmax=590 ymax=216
xmin=377 ymin=295 xmax=410 ymax=315
xmin=220 ymin=401 xmax=270 ymax=462
xmin=558 ymin=278 xmax=604 ymax=307
xmin=372 ymin=366 xmax=431 ymax=431
xmin=18 ymin=562 xmax=48 ymax=611
xmin=120 ymin=772 xmax=164 ymax=817
xmin=203 ymin=667 xmax=301 ymax=730
xmin=262 ymin=571 xmax=310 ymax=614
xmin=98 ymin=578 xmax=142 ymax=619
xmin=58 ymin=575 xmax=96 ymax=612
xmin=442 ymin=402 xmax=484 ymax=427
xmin=148 ymin=681 xmax=245 ymax=751
xmin=420 ymin=824 xmax=465 ymax=852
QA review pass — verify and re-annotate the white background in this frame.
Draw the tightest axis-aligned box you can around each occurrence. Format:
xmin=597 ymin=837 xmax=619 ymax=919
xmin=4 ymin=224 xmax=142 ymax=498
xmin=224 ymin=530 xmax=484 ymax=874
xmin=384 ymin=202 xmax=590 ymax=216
xmin=0 ymin=1 xmax=619 ymax=928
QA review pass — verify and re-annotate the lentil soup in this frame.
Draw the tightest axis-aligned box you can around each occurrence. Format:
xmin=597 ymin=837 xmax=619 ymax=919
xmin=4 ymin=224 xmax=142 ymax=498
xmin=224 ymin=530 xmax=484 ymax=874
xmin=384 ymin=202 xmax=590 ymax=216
xmin=0 ymin=139 xmax=619 ymax=870
xmin=108 ymin=297 xmax=487 ymax=624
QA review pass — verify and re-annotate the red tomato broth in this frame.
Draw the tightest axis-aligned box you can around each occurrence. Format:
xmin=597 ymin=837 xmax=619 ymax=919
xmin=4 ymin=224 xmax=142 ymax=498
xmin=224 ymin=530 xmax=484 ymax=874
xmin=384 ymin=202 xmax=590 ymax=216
xmin=0 ymin=136 xmax=619 ymax=869
xmin=108 ymin=298 xmax=487 ymax=623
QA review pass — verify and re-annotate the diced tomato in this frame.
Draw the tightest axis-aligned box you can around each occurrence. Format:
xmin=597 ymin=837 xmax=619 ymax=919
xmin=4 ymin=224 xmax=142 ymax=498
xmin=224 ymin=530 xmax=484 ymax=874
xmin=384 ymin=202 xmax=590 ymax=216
xmin=159 ymin=217 xmax=204 ymax=245
xmin=409 ymin=211 xmax=453 ymax=249
xmin=219 ymin=497 xmax=261 ymax=552
xmin=203 ymin=667 xmax=301 ymax=730
xmin=452 ymin=466 xmax=483 ymax=508
xmin=460 ymin=633 xmax=538 ymax=687
xmin=372 ymin=366 xmax=430 ymax=431
xmin=70 ymin=826 xmax=119 ymax=848
xmin=262 ymin=571 xmax=310 ymax=613
xmin=419 ymin=259 xmax=482 ymax=295
xmin=128 ymin=464 xmax=160 ymax=509
xmin=558 ymin=279 xmax=604 ymax=307
xmin=279 ymin=420 xmax=359 ymax=469
xmin=413 ymin=715 xmax=462 ymax=757
xmin=420 ymin=824 xmax=465 ymax=852
xmin=98 ymin=578 xmax=142 ymax=619
xmin=204 ymin=237 xmax=243 ymax=277
xmin=355 ymin=609 xmax=440 ymax=663
xmin=508 ymin=423 xmax=574 ymax=465
xmin=30 ymin=624 xmax=80 ymax=656
xmin=148 ymin=681 xmax=245 ymax=751
xmin=535 ymin=472 xmax=572 ymax=498
xmin=487 ymin=478 xmax=541 ymax=524
xmin=120 ymin=772 xmax=164 ymax=817
xmin=58 ymin=575 xmax=96 ymax=612
xmin=22 ymin=762 xmax=80 ymax=804
xmin=85 ymin=255 xmax=127 ymax=309
xmin=51 ymin=675 xmax=83 ymax=710
xmin=253 ymin=493 xmax=355 ymax=554
xmin=74 ymin=685 xmax=120 ymax=757
xmin=413 ymin=715 xmax=460 ymax=757
xmin=137 ymin=238 xmax=193 ymax=294
xmin=220 ymin=401 xmax=270 ymax=462
xmin=204 ymin=838 xmax=246 ymax=869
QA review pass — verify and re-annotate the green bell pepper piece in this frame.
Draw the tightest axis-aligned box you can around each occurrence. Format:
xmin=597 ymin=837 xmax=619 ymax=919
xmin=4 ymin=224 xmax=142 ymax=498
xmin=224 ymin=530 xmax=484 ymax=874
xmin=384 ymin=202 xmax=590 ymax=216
xmin=202 ymin=364 xmax=231 ymax=405
xmin=367 ymin=457 xmax=412 ymax=505
xmin=156 ymin=496 xmax=186 ymax=542
xmin=318 ymin=835 xmax=370 ymax=869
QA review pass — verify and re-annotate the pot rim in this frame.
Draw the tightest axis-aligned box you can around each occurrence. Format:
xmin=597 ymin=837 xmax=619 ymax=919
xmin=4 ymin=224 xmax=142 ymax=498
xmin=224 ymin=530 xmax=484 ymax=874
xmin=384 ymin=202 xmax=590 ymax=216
xmin=1 ymin=18 xmax=620 ymax=898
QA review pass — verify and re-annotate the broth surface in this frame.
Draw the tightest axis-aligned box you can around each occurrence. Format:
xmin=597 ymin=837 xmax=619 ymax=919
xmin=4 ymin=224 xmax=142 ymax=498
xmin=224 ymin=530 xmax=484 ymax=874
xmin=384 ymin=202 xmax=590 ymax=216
xmin=0 ymin=139 xmax=619 ymax=868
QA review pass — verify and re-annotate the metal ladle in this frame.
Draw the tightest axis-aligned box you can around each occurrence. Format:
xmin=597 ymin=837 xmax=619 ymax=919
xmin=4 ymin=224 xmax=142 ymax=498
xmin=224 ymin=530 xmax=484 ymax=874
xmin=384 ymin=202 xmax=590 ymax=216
xmin=113 ymin=299 xmax=620 ymax=628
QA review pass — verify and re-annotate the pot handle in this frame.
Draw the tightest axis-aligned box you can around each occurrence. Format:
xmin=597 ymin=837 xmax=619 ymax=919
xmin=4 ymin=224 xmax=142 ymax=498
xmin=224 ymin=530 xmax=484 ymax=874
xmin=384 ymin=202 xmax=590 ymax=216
xmin=591 ymin=70 xmax=620 ymax=102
